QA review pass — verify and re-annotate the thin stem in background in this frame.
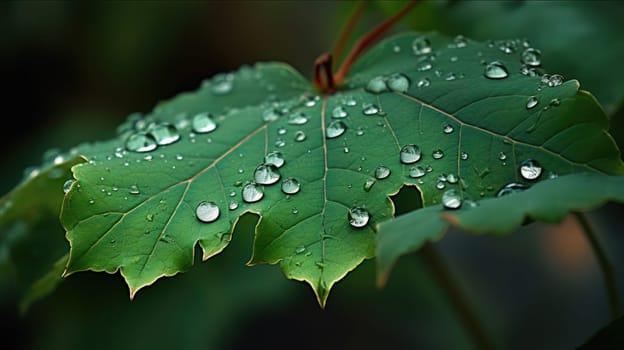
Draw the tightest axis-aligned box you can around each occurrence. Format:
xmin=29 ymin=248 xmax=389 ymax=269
xmin=333 ymin=0 xmax=418 ymax=85
xmin=421 ymin=243 xmax=495 ymax=350
xmin=332 ymin=1 xmax=366 ymax=65
xmin=573 ymin=211 xmax=622 ymax=320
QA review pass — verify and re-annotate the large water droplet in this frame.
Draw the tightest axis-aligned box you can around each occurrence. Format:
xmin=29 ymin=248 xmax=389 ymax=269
xmin=281 ymin=177 xmax=301 ymax=195
xmin=126 ymin=132 xmax=157 ymax=153
xmin=519 ymin=159 xmax=542 ymax=180
xmin=332 ymin=106 xmax=348 ymax=119
xmin=443 ymin=124 xmax=454 ymax=134
xmin=191 ymin=113 xmax=217 ymax=133
xmin=498 ymin=152 xmax=507 ymax=161
xmin=362 ymin=103 xmax=380 ymax=115
xmin=461 ymin=152 xmax=469 ymax=160
xmin=264 ymin=151 xmax=285 ymax=168
xmin=521 ymin=48 xmax=541 ymax=67
xmin=400 ymin=144 xmax=422 ymax=164
xmin=409 ymin=166 xmax=426 ymax=178
xmin=484 ymin=61 xmax=509 ymax=79
xmin=497 ymin=182 xmax=528 ymax=197
xmin=294 ymin=130 xmax=306 ymax=142
xmin=149 ymin=123 xmax=180 ymax=145
xmin=263 ymin=108 xmax=281 ymax=122
xmin=228 ymin=200 xmax=239 ymax=211
xmin=242 ymin=182 xmax=264 ymax=203
xmin=195 ymin=201 xmax=220 ymax=223
xmin=543 ymin=74 xmax=564 ymax=87
xmin=288 ymin=112 xmax=309 ymax=125
xmin=254 ymin=163 xmax=281 ymax=185
xmin=526 ymin=96 xmax=539 ymax=109
xmin=432 ymin=149 xmax=444 ymax=159
xmin=129 ymin=184 xmax=140 ymax=195
xmin=417 ymin=62 xmax=433 ymax=71
xmin=348 ymin=207 xmax=370 ymax=228
xmin=412 ymin=37 xmax=432 ymax=55
xmin=417 ymin=78 xmax=431 ymax=88
xmin=63 ymin=179 xmax=75 ymax=194
xmin=447 ymin=174 xmax=458 ymax=184
xmin=343 ymin=96 xmax=357 ymax=106
xmin=211 ymin=73 xmax=233 ymax=95
xmin=374 ymin=165 xmax=391 ymax=179
xmin=453 ymin=35 xmax=468 ymax=48
xmin=387 ymin=73 xmax=410 ymax=93
xmin=442 ymin=189 xmax=462 ymax=209
xmin=363 ymin=178 xmax=376 ymax=192
xmin=366 ymin=76 xmax=389 ymax=94
xmin=326 ymin=120 xmax=347 ymax=139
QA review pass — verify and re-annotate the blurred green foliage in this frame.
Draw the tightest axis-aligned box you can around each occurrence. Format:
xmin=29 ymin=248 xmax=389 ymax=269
xmin=1 ymin=1 xmax=623 ymax=349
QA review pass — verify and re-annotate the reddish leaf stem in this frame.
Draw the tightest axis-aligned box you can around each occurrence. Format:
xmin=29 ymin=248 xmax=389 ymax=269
xmin=314 ymin=52 xmax=335 ymax=94
xmin=332 ymin=1 xmax=367 ymax=64
xmin=333 ymin=0 xmax=418 ymax=85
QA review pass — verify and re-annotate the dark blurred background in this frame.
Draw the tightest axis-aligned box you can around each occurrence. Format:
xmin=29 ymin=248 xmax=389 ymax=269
xmin=1 ymin=1 xmax=623 ymax=349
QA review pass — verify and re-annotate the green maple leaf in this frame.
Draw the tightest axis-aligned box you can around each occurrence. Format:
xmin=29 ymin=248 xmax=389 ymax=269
xmin=2 ymin=31 xmax=622 ymax=307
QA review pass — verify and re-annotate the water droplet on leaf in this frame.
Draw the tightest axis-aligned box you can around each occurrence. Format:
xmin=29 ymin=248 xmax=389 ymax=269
xmin=294 ymin=130 xmax=306 ymax=142
xmin=526 ymin=96 xmax=539 ymax=109
xmin=442 ymin=189 xmax=462 ymax=209
xmin=362 ymin=103 xmax=380 ymax=115
xmin=326 ymin=120 xmax=347 ymax=139
xmin=497 ymin=182 xmax=528 ymax=197
xmin=521 ymin=48 xmax=542 ymax=67
xmin=374 ymin=165 xmax=391 ymax=179
xmin=400 ymin=144 xmax=422 ymax=164
xmin=281 ymin=177 xmax=301 ymax=195
xmin=149 ymin=123 xmax=180 ymax=146
xmin=196 ymin=201 xmax=220 ymax=223
xmin=254 ymin=163 xmax=281 ymax=185
xmin=412 ymin=37 xmax=432 ymax=55
xmin=332 ymin=106 xmax=348 ymax=119
xmin=242 ymin=182 xmax=264 ymax=203
xmin=409 ymin=166 xmax=426 ymax=178
xmin=484 ymin=61 xmax=509 ymax=79
xmin=363 ymin=178 xmax=376 ymax=192
xmin=192 ymin=113 xmax=217 ymax=133
xmin=288 ymin=112 xmax=309 ymax=125
xmin=443 ymin=124 xmax=454 ymax=134
xmin=264 ymin=151 xmax=284 ymax=168
xmin=63 ymin=179 xmax=75 ymax=194
xmin=519 ymin=159 xmax=542 ymax=180
xmin=366 ymin=76 xmax=389 ymax=94
xmin=387 ymin=73 xmax=410 ymax=92
xmin=348 ymin=207 xmax=370 ymax=228
xmin=211 ymin=73 xmax=233 ymax=95
xmin=417 ymin=78 xmax=431 ymax=88
xmin=432 ymin=149 xmax=444 ymax=159
xmin=126 ymin=132 xmax=157 ymax=153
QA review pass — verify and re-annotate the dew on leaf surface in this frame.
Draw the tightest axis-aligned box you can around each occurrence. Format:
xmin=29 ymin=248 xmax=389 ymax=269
xmin=326 ymin=121 xmax=347 ymax=139
xmin=387 ymin=73 xmax=410 ymax=93
xmin=332 ymin=106 xmax=348 ymax=119
xmin=348 ymin=207 xmax=370 ymax=228
xmin=442 ymin=189 xmax=462 ymax=209
xmin=191 ymin=113 xmax=217 ymax=133
xmin=412 ymin=36 xmax=432 ymax=55
xmin=374 ymin=165 xmax=391 ymax=180
xmin=497 ymin=182 xmax=529 ymax=197
xmin=149 ymin=123 xmax=180 ymax=146
xmin=281 ymin=177 xmax=301 ymax=195
xmin=519 ymin=159 xmax=543 ymax=180
xmin=253 ymin=163 xmax=281 ymax=185
xmin=400 ymin=144 xmax=422 ymax=164
xmin=125 ymin=132 xmax=157 ymax=153
xmin=264 ymin=151 xmax=285 ymax=168
xmin=484 ymin=61 xmax=509 ymax=79
xmin=521 ymin=48 xmax=542 ymax=67
xmin=195 ymin=201 xmax=220 ymax=223
xmin=242 ymin=183 xmax=264 ymax=203
xmin=409 ymin=166 xmax=426 ymax=178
